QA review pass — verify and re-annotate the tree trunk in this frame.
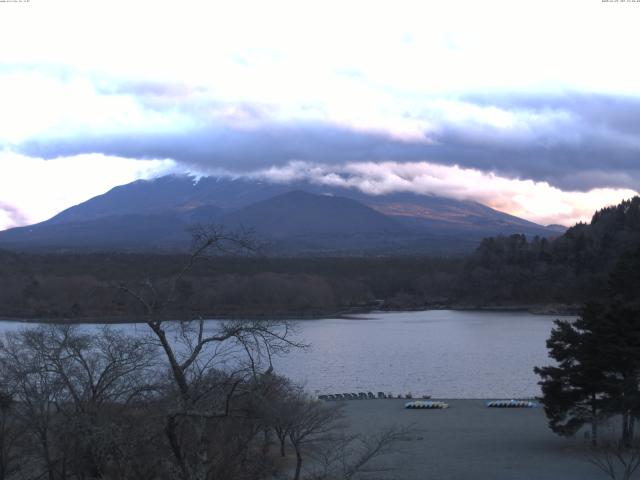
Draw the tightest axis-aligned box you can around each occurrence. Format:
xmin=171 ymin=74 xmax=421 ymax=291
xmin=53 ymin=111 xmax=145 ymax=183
xmin=275 ymin=429 xmax=286 ymax=457
xmin=150 ymin=324 xmax=190 ymax=398
xmin=165 ymin=415 xmax=189 ymax=480
xmin=192 ymin=417 xmax=210 ymax=480
xmin=622 ymin=410 xmax=631 ymax=447
xmin=41 ymin=435 xmax=55 ymax=480
xmin=591 ymin=398 xmax=598 ymax=447
xmin=293 ymin=445 xmax=302 ymax=480
xmin=262 ymin=429 xmax=271 ymax=455
xmin=0 ymin=432 xmax=6 ymax=480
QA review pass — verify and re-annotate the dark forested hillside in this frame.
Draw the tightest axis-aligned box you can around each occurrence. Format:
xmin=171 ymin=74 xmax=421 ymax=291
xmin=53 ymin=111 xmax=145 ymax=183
xmin=458 ymin=196 xmax=640 ymax=306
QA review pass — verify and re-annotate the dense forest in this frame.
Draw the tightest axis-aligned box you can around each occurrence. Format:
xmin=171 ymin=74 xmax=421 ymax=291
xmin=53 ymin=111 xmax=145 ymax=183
xmin=0 ymin=252 xmax=462 ymax=320
xmin=0 ymin=197 xmax=638 ymax=321
xmin=460 ymin=196 xmax=640 ymax=306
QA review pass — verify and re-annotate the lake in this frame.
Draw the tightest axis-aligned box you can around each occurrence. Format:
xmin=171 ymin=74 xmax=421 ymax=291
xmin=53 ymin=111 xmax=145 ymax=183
xmin=0 ymin=310 xmax=567 ymax=398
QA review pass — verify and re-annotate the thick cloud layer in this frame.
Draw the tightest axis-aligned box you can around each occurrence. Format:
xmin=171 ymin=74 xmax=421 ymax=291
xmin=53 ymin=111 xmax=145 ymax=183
xmin=17 ymin=92 xmax=640 ymax=192
xmin=252 ymin=160 xmax=637 ymax=227
xmin=20 ymin=123 xmax=422 ymax=171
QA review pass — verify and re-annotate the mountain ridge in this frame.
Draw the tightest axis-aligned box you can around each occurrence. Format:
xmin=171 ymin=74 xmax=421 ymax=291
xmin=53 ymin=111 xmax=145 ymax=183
xmin=0 ymin=175 xmax=564 ymax=255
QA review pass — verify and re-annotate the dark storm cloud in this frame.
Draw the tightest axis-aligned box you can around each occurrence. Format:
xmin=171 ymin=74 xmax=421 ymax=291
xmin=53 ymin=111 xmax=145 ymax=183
xmin=437 ymin=92 xmax=640 ymax=189
xmin=20 ymin=123 xmax=434 ymax=170
xmin=425 ymin=128 xmax=640 ymax=191
xmin=16 ymin=92 xmax=640 ymax=192
xmin=463 ymin=92 xmax=640 ymax=138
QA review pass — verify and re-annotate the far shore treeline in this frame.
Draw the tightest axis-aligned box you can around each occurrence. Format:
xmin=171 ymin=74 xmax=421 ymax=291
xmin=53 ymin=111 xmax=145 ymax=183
xmin=0 ymin=197 xmax=638 ymax=322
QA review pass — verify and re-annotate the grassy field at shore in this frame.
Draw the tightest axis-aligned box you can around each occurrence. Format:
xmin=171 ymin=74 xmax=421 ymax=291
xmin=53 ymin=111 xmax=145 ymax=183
xmin=341 ymin=399 xmax=605 ymax=480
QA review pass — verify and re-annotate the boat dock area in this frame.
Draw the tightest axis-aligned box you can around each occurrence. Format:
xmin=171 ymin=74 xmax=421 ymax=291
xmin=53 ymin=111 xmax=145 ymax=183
xmin=343 ymin=399 xmax=597 ymax=480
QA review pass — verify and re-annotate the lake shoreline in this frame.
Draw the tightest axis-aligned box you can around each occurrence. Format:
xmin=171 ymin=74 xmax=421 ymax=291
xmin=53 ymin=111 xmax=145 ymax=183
xmin=0 ymin=303 xmax=579 ymax=324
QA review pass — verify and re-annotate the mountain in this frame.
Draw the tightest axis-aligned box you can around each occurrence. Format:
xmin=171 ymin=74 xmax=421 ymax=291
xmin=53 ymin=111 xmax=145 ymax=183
xmin=221 ymin=190 xmax=414 ymax=255
xmin=0 ymin=213 xmax=190 ymax=250
xmin=0 ymin=175 xmax=563 ymax=255
xmin=42 ymin=176 xmax=293 ymax=225
xmin=222 ymin=191 xmax=400 ymax=236
xmin=41 ymin=175 xmax=556 ymax=236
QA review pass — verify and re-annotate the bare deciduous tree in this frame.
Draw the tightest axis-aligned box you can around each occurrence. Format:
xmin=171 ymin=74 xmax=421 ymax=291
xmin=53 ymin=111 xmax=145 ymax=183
xmin=286 ymin=392 xmax=345 ymax=480
xmin=0 ymin=391 xmax=21 ymax=480
xmin=116 ymin=225 xmax=306 ymax=480
xmin=303 ymin=424 xmax=417 ymax=480
xmin=586 ymin=431 xmax=640 ymax=480
xmin=0 ymin=325 xmax=159 ymax=480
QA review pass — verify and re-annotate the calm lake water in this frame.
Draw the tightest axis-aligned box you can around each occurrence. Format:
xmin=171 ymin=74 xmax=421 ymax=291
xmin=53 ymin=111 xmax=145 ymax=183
xmin=275 ymin=310 xmax=564 ymax=398
xmin=0 ymin=310 xmax=567 ymax=398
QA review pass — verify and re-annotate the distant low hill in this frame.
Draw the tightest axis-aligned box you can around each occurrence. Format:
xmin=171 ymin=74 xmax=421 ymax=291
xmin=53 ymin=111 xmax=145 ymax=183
xmin=0 ymin=175 xmax=563 ymax=255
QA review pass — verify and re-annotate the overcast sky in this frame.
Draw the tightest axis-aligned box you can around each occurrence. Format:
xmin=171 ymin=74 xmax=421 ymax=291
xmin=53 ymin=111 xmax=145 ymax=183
xmin=1 ymin=0 xmax=639 ymax=230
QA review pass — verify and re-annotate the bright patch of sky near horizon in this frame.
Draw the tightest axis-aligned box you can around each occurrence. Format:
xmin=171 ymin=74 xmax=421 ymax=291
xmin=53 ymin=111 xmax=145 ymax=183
xmin=0 ymin=0 xmax=639 ymax=230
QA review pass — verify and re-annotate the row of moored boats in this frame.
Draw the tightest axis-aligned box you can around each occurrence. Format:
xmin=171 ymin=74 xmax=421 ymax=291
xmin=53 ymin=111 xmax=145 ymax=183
xmin=319 ymin=392 xmax=431 ymax=401
xmin=318 ymin=393 xmax=537 ymax=409
xmin=404 ymin=399 xmax=538 ymax=409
